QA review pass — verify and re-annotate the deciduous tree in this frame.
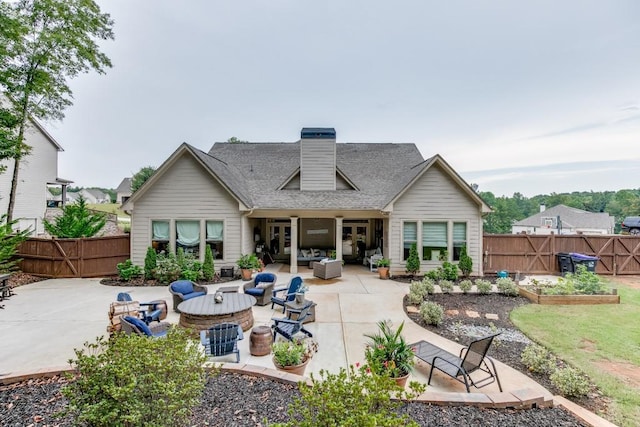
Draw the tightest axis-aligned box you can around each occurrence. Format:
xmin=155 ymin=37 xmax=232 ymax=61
xmin=0 ymin=0 xmax=114 ymax=221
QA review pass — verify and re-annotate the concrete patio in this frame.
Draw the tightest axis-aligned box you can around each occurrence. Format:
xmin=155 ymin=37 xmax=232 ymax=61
xmin=0 ymin=263 xmax=552 ymax=398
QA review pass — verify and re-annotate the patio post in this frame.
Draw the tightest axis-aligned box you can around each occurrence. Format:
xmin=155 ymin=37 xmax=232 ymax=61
xmin=290 ymin=216 xmax=299 ymax=274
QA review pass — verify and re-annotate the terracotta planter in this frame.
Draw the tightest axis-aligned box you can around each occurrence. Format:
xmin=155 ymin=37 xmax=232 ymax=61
xmin=240 ymin=268 xmax=253 ymax=280
xmin=378 ymin=267 xmax=389 ymax=279
xmin=273 ymin=357 xmax=310 ymax=376
xmin=393 ymin=372 xmax=409 ymax=388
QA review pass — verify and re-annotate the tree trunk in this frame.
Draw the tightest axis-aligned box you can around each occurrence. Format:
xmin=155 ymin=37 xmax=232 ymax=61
xmin=7 ymin=103 xmax=29 ymax=223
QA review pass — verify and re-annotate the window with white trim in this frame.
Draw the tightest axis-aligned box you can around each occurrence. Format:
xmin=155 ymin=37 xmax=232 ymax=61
xmin=403 ymin=222 xmax=417 ymax=260
xmin=176 ymin=220 xmax=200 ymax=257
xmin=452 ymin=222 xmax=467 ymax=261
xmin=151 ymin=220 xmax=169 ymax=254
xmin=206 ymin=220 xmax=224 ymax=260
xmin=422 ymin=222 xmax=447 ymax=261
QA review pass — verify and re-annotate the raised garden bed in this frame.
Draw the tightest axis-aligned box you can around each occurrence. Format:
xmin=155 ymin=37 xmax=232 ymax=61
xmin=517 ymin=286 xmax=620 ymax=305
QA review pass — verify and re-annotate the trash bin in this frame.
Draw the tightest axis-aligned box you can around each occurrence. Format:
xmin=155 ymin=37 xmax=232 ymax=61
xmin=556 ymin=252 xmax=573 ymax=276
xmin=569 ymin=253 xmax=599 ymax=272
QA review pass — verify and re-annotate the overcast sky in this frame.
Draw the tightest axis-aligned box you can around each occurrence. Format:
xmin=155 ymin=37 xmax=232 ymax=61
xmin=43 ymin=1 xmax=640 ymax=197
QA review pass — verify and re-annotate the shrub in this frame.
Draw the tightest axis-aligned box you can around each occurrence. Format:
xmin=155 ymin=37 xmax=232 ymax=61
xmin=438 ymin=279 xmax=454 ymax=293
xmin=475 ymin=278 xmax=493 ymax=294
xmin=496 ymin=277 xmax=519 ymax=296
xmin=144 ymin=247 xmax=157 ymax=280
xmin=154 ymin=252 xmax=181 ymax=283
xmin=0 ymin=215 xmax=30 ymax=272
xmin=441 ymin=261 xmax=458 ymax=281
xmin=117 ymin=259 xmax=142 ymax=281
xmin=458 ymin=279 xmax=473 ymax=293
xmin=542 ymin=277 xmax=575 ymax=295
xmin=408 ymin=280 xmax=427 ymax=305
xmin=458 ymin=246 xmax=473 ymax=277
xmin=179 ymin=252 xmax=203 ymax=281
xmin=202 ymin=245 xmax=215 ymax=281
xmin=565 ymin=264 xmax=608 ymax=294
xmin=176 ymin=247 xmax=186 ymax=269
xmin=271 ymin=364 xmax=424 ymax=427
xmin=420 ymin=301 xmax=444 ymax=326
xmin=43 ymin=194 xmax=106 ymax=238
xmin=550 ymin=366 xmax=591 ymax=397
xmin=425 ymin=269 xmax=442 ymax=281
xmin=405 ymin=243 xmax=420 ymax=275
xmin=521 ymin=343 xmax=556 ymax=374
xmin=62 ymin=328 xmax=208 ymax=427
xmin=421 ymin=277 xmax=435 ymax=294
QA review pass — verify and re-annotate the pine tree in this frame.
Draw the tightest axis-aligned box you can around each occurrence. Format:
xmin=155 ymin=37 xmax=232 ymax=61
xmin=0 ymin=215 xmax=30 ymax=272
xmin=405 ymin=243 xmax=420 ymax=276
xmin=43 ymin=195 xmax=106 ymax=238
xmin=458 ymin=246 xmax=473 ymax=277
xmin=144 ymin=247 xmax=157 ymax=279
xmin=203 ymin=245 xmax=214 ymax=281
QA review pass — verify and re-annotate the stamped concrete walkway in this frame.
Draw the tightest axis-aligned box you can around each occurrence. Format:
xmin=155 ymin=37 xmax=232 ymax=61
xmin=0 ymin=264 xmax=547 ymax=396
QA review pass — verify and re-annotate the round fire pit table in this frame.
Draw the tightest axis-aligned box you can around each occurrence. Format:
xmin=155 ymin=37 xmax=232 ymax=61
xmin=177 ymin=293 xmax=257 ymax=332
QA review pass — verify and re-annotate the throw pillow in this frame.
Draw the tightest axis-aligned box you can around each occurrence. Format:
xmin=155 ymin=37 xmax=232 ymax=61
xmin=256 ymin=281 xmax=274 ymax=289
xmin=301 ymin=249 xmax=310 ymax=258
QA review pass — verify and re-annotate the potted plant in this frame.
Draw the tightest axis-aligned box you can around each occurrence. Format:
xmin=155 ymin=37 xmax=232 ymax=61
xmin=271 ymin=338 xmax=318 ymax=376
xmin=364 ymin=320 xmax=415 ymax=387
xmin=294 ymin=281 xmax=309 ymax=304
xmin=236 ymin=253 xmax=259 ymax=280
xmin=376 ymin=258 xmax=391 ymax=279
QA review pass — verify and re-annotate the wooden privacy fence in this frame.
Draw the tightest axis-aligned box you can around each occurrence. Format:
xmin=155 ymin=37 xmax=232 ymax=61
xmin=483 ymin=234 xmax=640 ymax=275
xmin=16 ymin=235 xmax=130 ymax=278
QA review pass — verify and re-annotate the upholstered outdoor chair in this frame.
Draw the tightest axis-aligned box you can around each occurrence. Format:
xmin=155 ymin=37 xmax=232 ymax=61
xmin=271 ymin=275 xmax=303 ymax=313
xmin=313 ymin=259 xmax=342 ymax=279
xmin=200 ymin=323 xmax=244 ymax=363
xmin=120 ymin=315 xmax=171 ymax=338
xmin=169 ymin=280 xmax=208 ymax=312
xmin=243 ymin=272 xmax=277 ymax=306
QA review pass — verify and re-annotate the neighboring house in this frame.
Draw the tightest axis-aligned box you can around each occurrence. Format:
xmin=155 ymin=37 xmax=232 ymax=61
xmin=123 ymin=128 xmax=492 ymax=275
xmin=512 ymin=204 xmax=615 ymax=235
xmin=79 ymin=188 xmax=110 ymax=204
xmin=116 ymin=177 xmax=132 ymax=204
xmin=0 ymin=117 xmax=72 ymax=235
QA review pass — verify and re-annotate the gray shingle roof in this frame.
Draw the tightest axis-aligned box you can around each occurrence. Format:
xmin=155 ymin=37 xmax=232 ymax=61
xmin=116 ymin=178 xmax=131 ymax=193
xmin=513 ymin=204 xmax=615 ymax=230
xmin=200 ymin=142 xmax=430 ymax=210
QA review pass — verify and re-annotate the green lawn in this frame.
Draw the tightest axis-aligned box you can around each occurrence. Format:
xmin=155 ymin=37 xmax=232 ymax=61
xmin=511 ymin=280 xmax=640 ymax=427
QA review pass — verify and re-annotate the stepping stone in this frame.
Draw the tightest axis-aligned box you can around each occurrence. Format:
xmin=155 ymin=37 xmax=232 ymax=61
xmin=407 ymin=306 xmax=420 ymax=314
xmin=465 ymin=310 xmax=480 ymax=318
xmin=445 ymin=309 xmax=459 ymax=316
xmin=485 ymin=313 xmax=499 ymax=320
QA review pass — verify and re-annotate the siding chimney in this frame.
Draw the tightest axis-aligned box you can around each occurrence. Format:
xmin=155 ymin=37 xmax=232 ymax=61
xmin=300 ymin=127 xmax=336 ymax=191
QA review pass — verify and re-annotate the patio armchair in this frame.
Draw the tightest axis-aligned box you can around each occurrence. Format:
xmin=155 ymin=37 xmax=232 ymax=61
xmin=200 ymin=322 xmax=244 ymax=362
xmin=243 ymin=272 xmax=277 ymax=306
xmin=169 ymin=280 xmax=208 ymax=312
xmin=270 ymin=275 xmax=303 ymax=313
xmin=116 ymin=292 xmax=167 ymax=324
xmin=410 ymin=333 xmax=502 ymax=392
xmin=271 ymin=302 xmax=314 ymax=341
xmin=120 ymin=315 xmax=171 ymax=338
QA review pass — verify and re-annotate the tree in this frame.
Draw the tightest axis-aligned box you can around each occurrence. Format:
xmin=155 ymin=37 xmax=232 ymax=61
xmin=43 ymin=195 xmax=106 ymax=238
xmin=0 ymin=0 xmax=114 ymax=222
xmin=0 ymin=215 xmax=30 ymax=272
xmin=226 ymin=136 xmax=248 ymax=143
xmin=131 ymin=166 xmax=156 ymax=192
xmin=405 ymin=243 xmax=420 ymax=275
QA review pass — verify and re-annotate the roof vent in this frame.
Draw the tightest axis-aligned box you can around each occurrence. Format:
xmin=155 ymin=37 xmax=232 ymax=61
xmin=301 ymin=127 xmax=336 ymax=139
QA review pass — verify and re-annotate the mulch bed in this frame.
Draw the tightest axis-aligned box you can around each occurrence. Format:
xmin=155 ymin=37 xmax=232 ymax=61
xmin=401 ymin=284 xmax=611 ymax=418
xmin=99 ymin=275 xmax=237 ymax=287
xmin=1 ymin=372 xmax=588 ymax=426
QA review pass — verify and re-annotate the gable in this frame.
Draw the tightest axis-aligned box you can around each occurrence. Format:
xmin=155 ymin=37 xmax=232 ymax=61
xmin=281 ymin=169 xmax=356 ymax=190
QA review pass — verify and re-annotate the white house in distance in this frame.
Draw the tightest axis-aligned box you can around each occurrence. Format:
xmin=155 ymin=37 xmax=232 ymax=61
xmin=512 ymin=204 xmax=615 ymax=235
xmin=123 ymin=127 xmax=492 ymax=276
xmin=79 ymin=188 xmax=110 ymax=204
xmin=0 ymin=118 xmax=71 ymax=235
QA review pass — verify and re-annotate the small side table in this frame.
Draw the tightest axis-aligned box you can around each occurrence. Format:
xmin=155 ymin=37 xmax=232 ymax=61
xmin=250 ymin=325 xmax=273 ymax=356
xmin=285 ymin=300 xmax=317 ymax=324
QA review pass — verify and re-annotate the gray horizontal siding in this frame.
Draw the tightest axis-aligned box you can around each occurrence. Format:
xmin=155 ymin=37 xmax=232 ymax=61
xmin=300 ymin=139 xmax=335 ymax=190
xmin=130 ymin=154 xmax=242 ymax=267
xmin=389 ymin=164 xmax=483 ymax=275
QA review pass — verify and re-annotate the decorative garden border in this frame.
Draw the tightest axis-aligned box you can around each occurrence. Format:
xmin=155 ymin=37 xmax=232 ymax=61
xmin=517 ymin=287 xmax=620 ymax=305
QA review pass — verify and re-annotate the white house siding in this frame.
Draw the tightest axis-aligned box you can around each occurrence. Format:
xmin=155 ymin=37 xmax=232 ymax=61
xmin=0 ymin=124 xmax=59 ymax=235
xmin=300 ymin=138 xmax=336 ymax=191
xmin=129 ymin=154 xmax=242 ymax=269
xmin=389 ymin=164 xmax=483 ymax=276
